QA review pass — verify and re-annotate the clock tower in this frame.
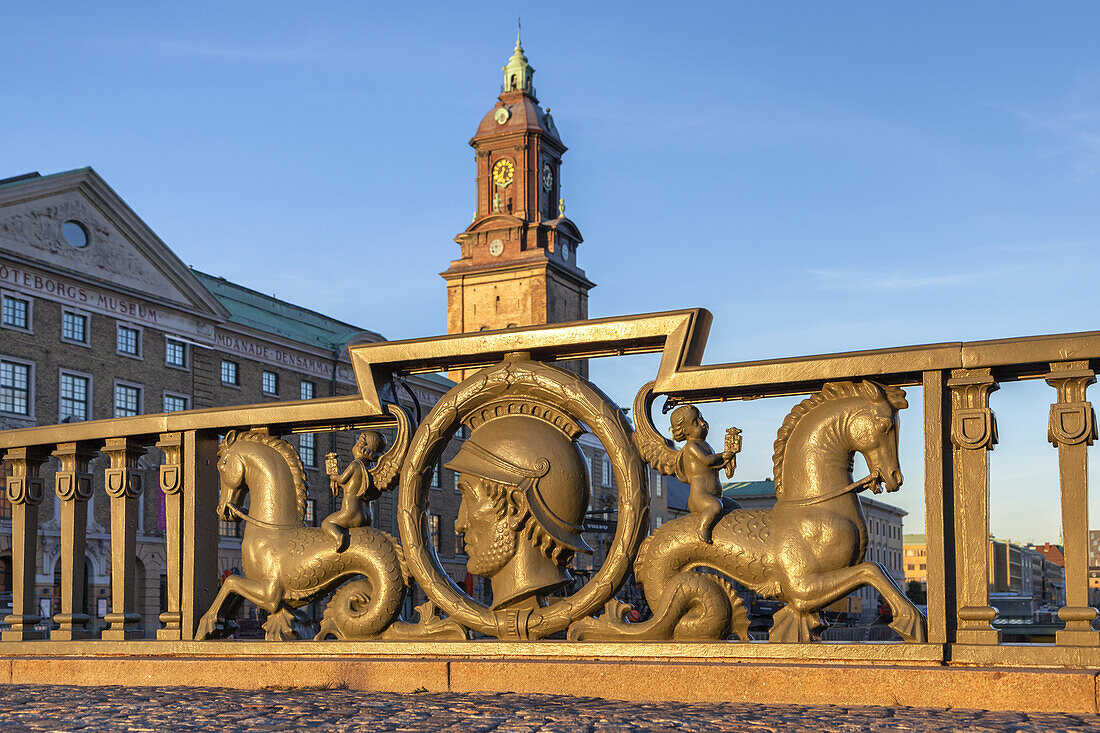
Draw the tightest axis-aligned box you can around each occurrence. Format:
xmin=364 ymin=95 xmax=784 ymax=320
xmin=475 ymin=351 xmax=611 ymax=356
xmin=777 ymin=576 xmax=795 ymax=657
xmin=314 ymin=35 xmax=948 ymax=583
xmin=442 ymin=31 xmax=594 ymax=379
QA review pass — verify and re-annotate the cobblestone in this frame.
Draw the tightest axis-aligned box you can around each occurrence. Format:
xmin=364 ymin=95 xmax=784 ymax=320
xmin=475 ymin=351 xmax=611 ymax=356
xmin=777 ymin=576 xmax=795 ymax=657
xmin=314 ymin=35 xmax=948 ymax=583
xmin=0 ymin=685 xmax=1094 ymax=731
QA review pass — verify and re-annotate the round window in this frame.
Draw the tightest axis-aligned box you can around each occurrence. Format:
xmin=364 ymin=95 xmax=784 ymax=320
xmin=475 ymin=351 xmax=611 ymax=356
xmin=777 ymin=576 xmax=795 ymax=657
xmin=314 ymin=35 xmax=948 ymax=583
xmin=62 ymin=221 xmax=88 ymax=248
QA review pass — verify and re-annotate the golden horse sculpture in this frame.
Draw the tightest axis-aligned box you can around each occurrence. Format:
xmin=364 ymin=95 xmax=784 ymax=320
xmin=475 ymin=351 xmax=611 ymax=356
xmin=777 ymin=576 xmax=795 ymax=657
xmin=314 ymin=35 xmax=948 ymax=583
xmin=569 ymin=380 xmax=927 ymax=643
xmin=196 ymin=405 xmax=421 ymax=641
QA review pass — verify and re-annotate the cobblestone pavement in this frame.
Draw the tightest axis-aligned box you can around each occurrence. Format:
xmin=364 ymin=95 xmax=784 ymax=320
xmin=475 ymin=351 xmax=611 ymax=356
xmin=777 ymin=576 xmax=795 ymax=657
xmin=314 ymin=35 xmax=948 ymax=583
xmin=0 ymin=685 xmax=1096 ymax=732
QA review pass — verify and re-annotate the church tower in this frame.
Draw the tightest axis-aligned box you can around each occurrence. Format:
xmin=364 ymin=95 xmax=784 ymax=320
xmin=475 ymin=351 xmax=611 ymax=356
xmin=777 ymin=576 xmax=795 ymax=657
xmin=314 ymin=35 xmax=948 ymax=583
xmin=442 ymin=30 xmax=594 ymax=379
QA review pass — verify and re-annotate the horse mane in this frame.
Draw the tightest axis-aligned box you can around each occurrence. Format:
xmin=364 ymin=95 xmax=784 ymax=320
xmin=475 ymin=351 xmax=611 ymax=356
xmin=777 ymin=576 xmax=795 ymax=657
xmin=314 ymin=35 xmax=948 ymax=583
xmin=220 ymin=430 xmax=307 ymax=520
xmin=771 ymin=381 xmax=906 ymax=499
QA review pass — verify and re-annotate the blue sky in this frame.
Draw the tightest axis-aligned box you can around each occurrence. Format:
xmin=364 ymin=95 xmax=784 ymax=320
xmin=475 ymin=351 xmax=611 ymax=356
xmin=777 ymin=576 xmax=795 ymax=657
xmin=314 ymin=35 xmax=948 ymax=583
xmin=3 ymin=3 xmax=1099 ymax=542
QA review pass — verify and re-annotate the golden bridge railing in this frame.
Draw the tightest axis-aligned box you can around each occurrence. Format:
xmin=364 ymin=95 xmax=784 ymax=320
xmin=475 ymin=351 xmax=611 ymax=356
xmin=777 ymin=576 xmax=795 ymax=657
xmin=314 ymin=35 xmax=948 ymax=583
xmin=0 ymin=310 xmax=1097 ymax=667
xmin=0 ymin=395 xmax=396 ymax=642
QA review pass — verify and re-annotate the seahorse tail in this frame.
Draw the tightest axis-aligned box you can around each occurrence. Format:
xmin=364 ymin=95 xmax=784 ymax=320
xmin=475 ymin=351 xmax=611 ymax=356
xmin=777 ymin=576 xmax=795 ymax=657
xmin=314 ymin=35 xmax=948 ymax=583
xmin=316 ymin=529 xmax=406 ymax=640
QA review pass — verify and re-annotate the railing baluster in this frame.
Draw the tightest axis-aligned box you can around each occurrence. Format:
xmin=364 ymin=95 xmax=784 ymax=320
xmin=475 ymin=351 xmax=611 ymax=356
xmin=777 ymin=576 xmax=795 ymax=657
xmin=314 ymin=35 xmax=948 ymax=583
xmin=948 ymin=367 xmax=1001 ymax=645
xmin=101 ymin=437 xmax=145 ymax=640
xmin=1 ymin=447 xmax=49 ymax=641
xmin=156 ymin=432 xmax=183 ymax=640
xmin=922 ymin=370 xmax=955 ymax=645
xmin=50 ymin=442 xmax=96 ymax=640
xmin=1046 ymin=361 xmax=1099 ymax=646
xmin=180 ymin=430 xmax=219 ymax=640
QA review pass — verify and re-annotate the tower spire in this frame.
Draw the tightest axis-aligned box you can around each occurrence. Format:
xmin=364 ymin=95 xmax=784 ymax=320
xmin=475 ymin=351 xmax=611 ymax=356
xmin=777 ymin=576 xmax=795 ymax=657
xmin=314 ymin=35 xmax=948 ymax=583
xmin=502 ymin=20 xmax=534 ymax=94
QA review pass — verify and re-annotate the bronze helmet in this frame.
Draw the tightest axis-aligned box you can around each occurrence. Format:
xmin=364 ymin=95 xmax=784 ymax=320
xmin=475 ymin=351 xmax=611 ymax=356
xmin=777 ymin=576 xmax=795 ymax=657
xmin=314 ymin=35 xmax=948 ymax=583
xmin=445 ymin=414 xmax=593 ymax=553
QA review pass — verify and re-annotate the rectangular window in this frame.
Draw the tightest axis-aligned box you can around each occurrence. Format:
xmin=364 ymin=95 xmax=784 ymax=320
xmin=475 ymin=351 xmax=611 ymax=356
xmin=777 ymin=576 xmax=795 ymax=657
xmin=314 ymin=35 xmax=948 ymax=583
xmin=455 ymin=524 xmax=465 ymax=555
xmin=300 ymin=433 xmax=316 ymax=467
xmin=219 ymin=518 xmax=241 ymax=538
xmin=453 ymin=470 xmax=461 ymax=492
xmin=300 ymin=380 xmax=315 ymax=400
xmin=305 ymin=499 xmax=316 ymax=526
xmin=59 ymin=372 xmax=90 ymax=421
xmin=262 ymin=370 xmax=279 ymax=395
xmin=61 ymin=311 xmax=87 ymax=344
xmin=165 ymin=338 xmax=187 ymax=368
xmin=602 ymin=456 xmax=612 ymax=486
xmin=654 ymin=469 xmax=663 ymax=498
xmin=430 ymin=513 xmax=441 ymax=553
xmin=220 ymin=360 xmax=239 ymax=386
xmin=431 ymin=462 xmax=440 ymax=488
xmin=583 ymin=453 xmax=593 ymax=481
xmin=116 ymin=324 xmax=141 ymax=357
xmin=1 ymin=295 xmax=29 ymax=330
xmin=0 ymin=360 xmax=31 ymax=415
xmin=114 ymin=383 xmax=141 ymax=417
xmin=163 ymin=393 xmax=189 ymax=413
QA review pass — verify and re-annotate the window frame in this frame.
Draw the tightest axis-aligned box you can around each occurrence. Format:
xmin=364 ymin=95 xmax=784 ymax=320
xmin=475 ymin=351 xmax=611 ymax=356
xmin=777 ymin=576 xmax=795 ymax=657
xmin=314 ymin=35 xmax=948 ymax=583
xmin=60 ymin=308 xmax=90 ymax=347
xmin=300 ymin=380 xmax=315 ymax=400
xmin=115 ymin=322 xmax=143 ymax=360
xmin=164 ymin=337 xmax=189 ymax=370
xmin=0 ymin=291 xmax=32 ymax=333
xmin=299 ymin=432 xmax=316 ymax=468
xmin=0 ymin=356 xmax=35 ymax=419
xmin=220 ymin=359 xmax=240 ymax=387
xmin=162 ymin=391 xmax=190 ymax=413
xmin=58 ymin=368 xmax=93 ymax=423
xmin=112 ymin=380 xmax=144 ymax=418
xmin=262 ymin=370 xmax=279 ymax=396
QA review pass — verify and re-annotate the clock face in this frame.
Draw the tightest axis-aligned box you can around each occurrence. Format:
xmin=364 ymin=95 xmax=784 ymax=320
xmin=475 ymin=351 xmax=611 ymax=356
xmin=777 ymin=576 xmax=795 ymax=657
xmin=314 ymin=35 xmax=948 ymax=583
xmin=542 ymin=163 xmax=554 ymax=192
xmin=489 ymin=239 xmax=504 ymax=256
xmin=494 ymin=106 xmax=511 ymax=125
xmin=492 ymin=159 xmax=515 ymax=187
xmin=561 ymin=243 xmax=570 ymax=260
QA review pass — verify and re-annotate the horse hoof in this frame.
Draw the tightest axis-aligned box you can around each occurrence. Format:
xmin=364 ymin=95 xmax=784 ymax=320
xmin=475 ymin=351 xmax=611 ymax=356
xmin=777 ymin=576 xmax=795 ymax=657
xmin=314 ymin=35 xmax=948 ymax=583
xmin=891 ymin=612 xmax=927 ymax=643
xmin=195 ymin=615 xmax=217 ymax=641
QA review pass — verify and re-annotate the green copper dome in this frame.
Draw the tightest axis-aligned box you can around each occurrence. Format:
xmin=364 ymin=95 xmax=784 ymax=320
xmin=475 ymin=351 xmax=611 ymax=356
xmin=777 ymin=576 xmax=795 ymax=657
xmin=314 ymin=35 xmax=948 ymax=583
xmin=502 ymin=25 xmax=535 ymax=94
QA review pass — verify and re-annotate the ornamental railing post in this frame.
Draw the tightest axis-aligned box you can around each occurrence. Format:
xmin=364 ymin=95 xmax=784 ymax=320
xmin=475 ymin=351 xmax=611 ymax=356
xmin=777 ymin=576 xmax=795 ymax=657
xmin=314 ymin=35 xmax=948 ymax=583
xmin=50 ymin=441 xmax=96 ymax=641
xmin=180 ymin=430 xmax=219 ymax=640
xmin=101 ymin=437 xmax=146 ymax=640
xmin=1046 ymin=360 xmax=1099 ymax=646
xmin=1 ymin=446 xmax=49 ymax=641
xmin=947 ymin=367 xmax=1001 ymax=645
xmin=156 ymin=432 xmax=184 ymax=640
xmin=922 ymin=369 xmax=955 ymax=645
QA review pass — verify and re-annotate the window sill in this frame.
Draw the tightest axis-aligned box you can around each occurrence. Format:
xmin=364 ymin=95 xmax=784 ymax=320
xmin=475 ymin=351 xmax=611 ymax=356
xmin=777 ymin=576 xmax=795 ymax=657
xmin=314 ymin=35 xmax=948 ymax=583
xmin=60 ymin=338 xmax=91 ymax=349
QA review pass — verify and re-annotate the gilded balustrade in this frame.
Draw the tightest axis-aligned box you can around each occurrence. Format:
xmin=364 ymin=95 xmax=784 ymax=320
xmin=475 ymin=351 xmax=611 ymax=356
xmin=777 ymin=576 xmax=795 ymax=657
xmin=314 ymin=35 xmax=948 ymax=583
xmin=0 ymin=309 xmax=1095 ymax=667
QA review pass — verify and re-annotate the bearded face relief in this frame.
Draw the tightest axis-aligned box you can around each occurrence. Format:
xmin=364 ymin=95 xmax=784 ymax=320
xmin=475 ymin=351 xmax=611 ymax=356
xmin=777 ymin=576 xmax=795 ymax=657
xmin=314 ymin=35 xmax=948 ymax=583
xmin=456 ymin=476 xmax=519 ymax=578
xmin=446 ymin=414 xmax=593 ymax=610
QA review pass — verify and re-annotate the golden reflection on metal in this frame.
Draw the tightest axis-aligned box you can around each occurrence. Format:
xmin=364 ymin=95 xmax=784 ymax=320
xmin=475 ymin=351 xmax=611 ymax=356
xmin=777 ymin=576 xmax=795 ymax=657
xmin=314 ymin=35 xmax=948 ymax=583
xmin=102 ymin=437 xmax=145 ymax=640
xmin=156 ymin=432 xmax=184 ymax=640
xmin=948 ymin=368 xmax=1001 ymax=646
xmin=197 ymin=409 xmax=412 ymax=641
xmin=51 ymin=441 xmax=95 ymax=641
xmin=1 ymin=447 xmax=48 ymax=641
xmin=3 ymin=310 xmax=1100 ymax=661
xmin=571 ymin=381 xmax=926 ymax=643
xmin=398 ymin=355 xmax=648 ymax=640
xmin=1047 ymin=361 xmax=1100 ymax=646
xmin=633 ymin=383 xmax=741 ymax=544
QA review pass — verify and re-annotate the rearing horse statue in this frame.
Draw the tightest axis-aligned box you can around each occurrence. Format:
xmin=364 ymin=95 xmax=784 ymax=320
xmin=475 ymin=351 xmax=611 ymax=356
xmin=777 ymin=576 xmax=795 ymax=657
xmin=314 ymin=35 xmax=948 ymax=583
xmin=195 ymin=415 xmax=410 ymax=641
xmin=569 ymin=380 xmax=927 ymax=643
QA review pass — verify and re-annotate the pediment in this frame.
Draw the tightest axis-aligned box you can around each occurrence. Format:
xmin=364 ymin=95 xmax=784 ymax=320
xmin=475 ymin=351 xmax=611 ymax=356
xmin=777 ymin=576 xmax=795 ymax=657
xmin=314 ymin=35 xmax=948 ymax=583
xmin=0 ymin=168 xmax=227 ymax=318
xmin=463 ymin=213 xmax=526 ymax=234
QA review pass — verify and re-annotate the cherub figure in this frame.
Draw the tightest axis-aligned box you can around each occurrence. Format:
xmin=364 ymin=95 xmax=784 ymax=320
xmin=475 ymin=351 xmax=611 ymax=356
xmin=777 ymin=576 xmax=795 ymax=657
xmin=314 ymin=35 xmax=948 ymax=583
xmin=322 ymin=431 xmax=386 ymax=552
xmin=668 ymin=405 xmax=741 ymax=544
